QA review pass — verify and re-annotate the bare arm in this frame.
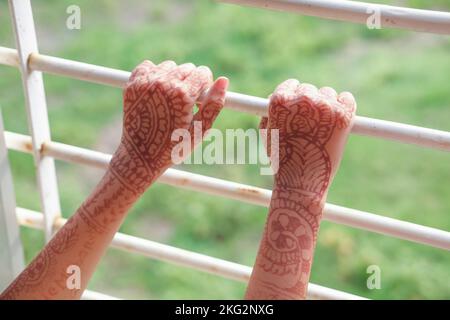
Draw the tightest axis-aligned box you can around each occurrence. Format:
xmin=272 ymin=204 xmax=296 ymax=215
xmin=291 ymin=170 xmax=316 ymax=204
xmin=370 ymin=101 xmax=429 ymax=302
xmin=0 ymin=61 xmax=228 ymax=299
xmin=245 ymin=80 xmax=356 ymax=299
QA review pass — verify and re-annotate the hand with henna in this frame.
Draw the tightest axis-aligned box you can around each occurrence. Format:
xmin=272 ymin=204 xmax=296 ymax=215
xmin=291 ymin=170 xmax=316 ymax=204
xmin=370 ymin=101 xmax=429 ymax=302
xmin=0 ymin=61 xmax=228 ymax=299
xmin=111 ymin=60 xmax=229 ymax=193
xmin=245 ymin=79 xmax=356 ymax=299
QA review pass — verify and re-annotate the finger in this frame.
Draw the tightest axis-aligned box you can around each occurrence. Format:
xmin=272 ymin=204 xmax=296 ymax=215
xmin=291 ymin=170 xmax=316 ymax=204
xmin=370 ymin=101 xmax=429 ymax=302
xmin=184 ymin=65 xmax=213 ymax=101
xmin=338 ymin=91 xmax=357 ymax=117
xmin=157 ymin=60 xmax=177 ymax=72
xmin=273 ymin=79 xmax=300 ymax=97
xmin=297 ymin=83 xmax=319 ymax=98
xmin=165 ymin=63 xmax=196 ymax=82
xmin=270 ymin=79 xmax=300 ymax=114
xmin=146 ymin=60 xmax=177 ymax=82
xmin=191 ymin=77 xmax=228 ymax=141
xmin=128 ymin=60 xmax=155 ymax=84
xmin=319 ymin=86 xmax=337 ymax=100
xmin=125 ymin=60 xmax=158 ymax=105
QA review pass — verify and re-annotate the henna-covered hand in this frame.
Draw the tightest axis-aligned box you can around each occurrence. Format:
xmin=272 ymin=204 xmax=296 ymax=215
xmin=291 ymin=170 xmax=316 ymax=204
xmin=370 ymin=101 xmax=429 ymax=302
xmin=246 ymin=79 xmax=356 ymax=299
xmin=0 ymin=61 xmax=228 ymax=300
xmin=110 ymin=60 xmax=229 ymax=194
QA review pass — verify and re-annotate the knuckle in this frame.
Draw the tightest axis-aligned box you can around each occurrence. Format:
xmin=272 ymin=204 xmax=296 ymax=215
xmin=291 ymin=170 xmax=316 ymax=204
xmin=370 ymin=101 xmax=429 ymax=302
xmin=141 ymin=59 xmax=154 ymax=67
xmin=339 ymin=91 xmax=356 ymax=105
xmin=198 ymin=65 xmax=212 ymax=73
xmin=301 ymin=92 xmax=317 ymax=105
xmin=299 ymin=82 xmax=318 ymax=92
xmin=172 ymin=82 xmax=189 ymax=97
xmin=153 ymin=77 xmax=165 ymax=87
xmin=319 ymin=86 xmax=337 ymax=98
xmin=269 ymin=91 xmax=286 ymax=108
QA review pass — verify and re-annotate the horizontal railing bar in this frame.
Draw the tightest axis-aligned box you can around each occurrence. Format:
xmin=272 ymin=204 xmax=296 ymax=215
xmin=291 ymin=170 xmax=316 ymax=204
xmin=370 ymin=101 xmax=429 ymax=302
xmin=6 ymin=131 xmax=450 ymax=251
xmin=0 ymin=47 xmax=19 ymax=67
xmin=16 ymin=207 xmax=366 ymax=300
xmin=82 ymin=289 xmax=121 ymax=300
xmin=219 ymin=0 xmax=450 ymax=35
xmin=1 ymin=46 xmax=449 ymax=152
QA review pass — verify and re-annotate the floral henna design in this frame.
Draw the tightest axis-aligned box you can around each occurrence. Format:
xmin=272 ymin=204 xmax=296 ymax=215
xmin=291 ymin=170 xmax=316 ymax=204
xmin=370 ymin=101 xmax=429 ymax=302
xmin=261 ymin=203 xmax=315 ymax=275
xmin=1 ymin=219 xmax=79 ymax=299
xmin=246 ymin=80 xmax=356 ymax=299
xmin=110 ymin=61 xmax=228 ymax=194
xmin=110 ymin=74 xmax=194 ymax=193
xmin=1 ymin=61 xmax=228 ymax=300
xmin=0 ymin=251 xmax=52 ymax=299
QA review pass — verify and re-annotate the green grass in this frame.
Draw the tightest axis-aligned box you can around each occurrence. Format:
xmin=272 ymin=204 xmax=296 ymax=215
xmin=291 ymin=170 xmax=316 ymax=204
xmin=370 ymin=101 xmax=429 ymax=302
xmin=0 ymin=0 xmax=449 ymax=299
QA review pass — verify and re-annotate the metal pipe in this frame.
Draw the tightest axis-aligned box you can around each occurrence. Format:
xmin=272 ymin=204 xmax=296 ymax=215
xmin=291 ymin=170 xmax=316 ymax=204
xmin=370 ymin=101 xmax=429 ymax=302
xmin=219 ymin=0 xmax=450 ymax=34
xmin=17 ymin=207 xmax=367 ymax=300
xmin=1 ymin=46 xmax=449 ymax=151
xmin=6 ymin=131 xmax=450 ymax=250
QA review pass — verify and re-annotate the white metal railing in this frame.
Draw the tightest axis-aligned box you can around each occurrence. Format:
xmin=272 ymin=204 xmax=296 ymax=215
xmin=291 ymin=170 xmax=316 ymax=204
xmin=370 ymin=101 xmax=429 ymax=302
xmin=16 ymin=207 xmax=366 ymax=300
xmin=8 ymin=0 xmax=61 ymax=243
xmin=219 ymin=0 xmax=450 ymax=34
xmin=0 ymin=0 xmax=449 ymax=300
xmin=5 ymin=131 xmax=450 ymax=251
xmin=1 ymin=46 xmax=450 ymax=152
xmin=82 ymin=290 xmax=121 ymax=300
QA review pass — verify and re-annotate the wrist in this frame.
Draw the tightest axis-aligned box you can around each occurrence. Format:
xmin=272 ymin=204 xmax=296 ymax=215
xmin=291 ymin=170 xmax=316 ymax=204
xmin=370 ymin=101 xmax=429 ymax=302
xmin=273 ymin=166 xmax=331 ymax=204
xmin=108 ymin=143 xmax=155 ymax=196
xmin=78 ymin=168 xmax=141 ymax=233
xmin=107 ymin=146 xmax=152 ymax=197
xmin=271 ymin=182 xmax=328 ymax=220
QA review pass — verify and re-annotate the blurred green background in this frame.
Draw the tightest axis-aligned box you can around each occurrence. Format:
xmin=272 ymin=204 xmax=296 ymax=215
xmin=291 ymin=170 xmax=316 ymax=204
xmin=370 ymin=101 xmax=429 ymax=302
xmin=1 ymin=0 xmax=449 ymax=299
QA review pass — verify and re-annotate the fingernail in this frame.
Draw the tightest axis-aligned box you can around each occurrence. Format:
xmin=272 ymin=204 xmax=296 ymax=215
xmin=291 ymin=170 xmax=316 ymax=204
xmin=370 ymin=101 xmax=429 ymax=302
xmin=215 ymin=76 xmax=229 ymax=92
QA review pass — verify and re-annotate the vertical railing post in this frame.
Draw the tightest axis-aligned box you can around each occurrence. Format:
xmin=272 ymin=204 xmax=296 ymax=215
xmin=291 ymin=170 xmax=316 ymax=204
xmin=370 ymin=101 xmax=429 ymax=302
xmin=0 ymin=112 xmax=24 ymax=291
xmin=8 ymin=0 xmax=61 ymax=242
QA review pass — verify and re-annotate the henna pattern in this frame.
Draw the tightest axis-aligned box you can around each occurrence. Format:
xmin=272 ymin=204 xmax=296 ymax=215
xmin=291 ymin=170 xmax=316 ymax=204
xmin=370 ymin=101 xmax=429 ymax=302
xmin=78 ymin=171 xmax=136 ymax=234
xmin=246 ymin=81 xmax=356 ymax=300
xmin=49 ymin=217 xmax=79 ymax=254
xmin=82 ymin=61 xmax=227 ymax=232
xmin=109 ymin=61 xmax=227 ymax=195
xmin=1 ymin=61 xmax=228 ymax=300
xmin=0 ymin=220 xmax=79 ymax=299
xmin=261 ymin=202 xmax=315 ymax=275
xmin=110 ymin=79 xmax=193 ymax=193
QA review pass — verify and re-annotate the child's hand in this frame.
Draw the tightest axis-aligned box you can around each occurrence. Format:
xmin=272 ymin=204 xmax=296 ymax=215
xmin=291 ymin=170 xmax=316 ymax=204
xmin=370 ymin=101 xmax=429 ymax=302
xmin=110 ymin=60 xmax=228 ymax=194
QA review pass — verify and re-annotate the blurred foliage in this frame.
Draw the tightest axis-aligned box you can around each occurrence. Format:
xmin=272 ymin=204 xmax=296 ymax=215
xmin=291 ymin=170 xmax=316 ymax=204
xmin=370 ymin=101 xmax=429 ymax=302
xmin=0 ymin=0 xmax=449 ymax=299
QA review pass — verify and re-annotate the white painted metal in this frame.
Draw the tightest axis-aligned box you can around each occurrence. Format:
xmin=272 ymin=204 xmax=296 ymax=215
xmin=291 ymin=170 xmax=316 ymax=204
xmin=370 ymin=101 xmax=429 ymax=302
xmin=1 ymin=47 xmax=449 ymax=152
xmin=26 ymin=52 xmax=450 ymax=152
xmin=0 ymin=47 xmax=19 ymax=67
xmin=8 ymin=0 xmax=61 ymax=242
xmin=1 ymin=0 xmax=448 ymax=300
xmin=219 ymin=0 xmax=450 ymax=34
xmin=82 ymin=290 xmax=121 ymax=300
xmin=351 ymin=116 xmax=450 ymax=151
xmin=29 ymin=52 xmax=131 ymax=88
xmin=6 ymin=131 xmax=450 ymax=250
xmin=17 ymin=207 xmax=367 ymax=300
xmin=0 ymin=114 xmax=24 ymax=291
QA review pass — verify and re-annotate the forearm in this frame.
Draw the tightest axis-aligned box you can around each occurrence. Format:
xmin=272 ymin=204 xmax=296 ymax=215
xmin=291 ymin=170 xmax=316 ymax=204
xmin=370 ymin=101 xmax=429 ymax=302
xmin=0 ymin=61 xmax=227 ymax=300
xmin=0 ymin=167 xmax=143 ymax=300
xmin=245 ymin=186 xmax=326 ymax=300
xmin=245 ymin=80 xmax=356 ymax=300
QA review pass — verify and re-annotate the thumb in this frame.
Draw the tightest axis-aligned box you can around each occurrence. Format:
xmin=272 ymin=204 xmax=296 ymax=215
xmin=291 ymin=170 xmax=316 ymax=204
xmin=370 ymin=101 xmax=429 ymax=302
xmin=190 ymin=77 xmax=229 ymax=144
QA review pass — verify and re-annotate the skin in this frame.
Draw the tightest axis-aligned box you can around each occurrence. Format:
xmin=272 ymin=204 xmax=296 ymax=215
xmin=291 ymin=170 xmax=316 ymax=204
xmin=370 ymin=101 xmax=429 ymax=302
xmin=0 ymin=60 xmax=229 ymax=300
xmin=1 ymin=65 xmax=355 ymax=300
xmin=245 ymin=79 xmax=357 ymax=299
